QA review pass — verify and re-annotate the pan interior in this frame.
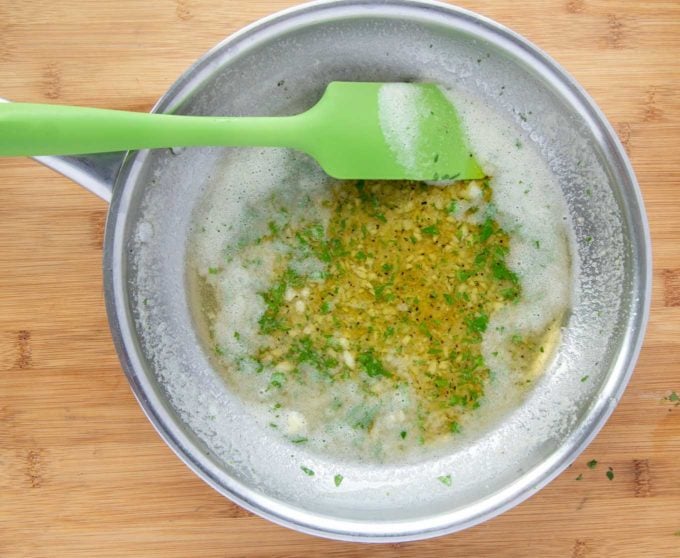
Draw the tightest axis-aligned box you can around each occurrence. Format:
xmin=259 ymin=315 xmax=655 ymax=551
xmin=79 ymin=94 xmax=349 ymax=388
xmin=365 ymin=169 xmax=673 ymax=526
xmin=119 ymin=5 xmax=637 ymax=534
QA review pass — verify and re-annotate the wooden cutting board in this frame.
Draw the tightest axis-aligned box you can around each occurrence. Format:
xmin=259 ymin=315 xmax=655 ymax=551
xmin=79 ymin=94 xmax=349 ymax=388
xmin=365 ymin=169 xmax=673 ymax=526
xmin=1 ymin=2 xmax=678 ymax=556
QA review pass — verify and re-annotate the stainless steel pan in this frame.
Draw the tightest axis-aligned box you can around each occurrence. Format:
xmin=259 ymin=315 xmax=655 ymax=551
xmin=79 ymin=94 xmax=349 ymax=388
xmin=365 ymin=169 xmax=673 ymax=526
xmin=4 ymin=0 xmax=650 ymax=542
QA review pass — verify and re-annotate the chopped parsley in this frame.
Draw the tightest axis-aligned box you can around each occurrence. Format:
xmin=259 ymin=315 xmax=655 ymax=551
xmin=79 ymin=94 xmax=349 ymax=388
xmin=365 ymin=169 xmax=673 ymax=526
xmin=268 ymin=220 xmax=279 ymax=235
xmin=606 ymin=467 xmax=614 ymax=481
xmin=492 ymin=260 xmax=518 ymax=283
xmin=479 ymin=218 xmax=494 ymax=242
xmin=358 ymin=349 xmax=391 ymax=378
xmin=300 ymin=466 xmax=315 ymax=477
xmin=587 ymin=459 xmax=598 ymax=470
xmin=334 ymin=474 xmax=344 ymax=487
xmin=664 ymin=391 xmax=679 ymax=405
xmin=438 ymin=474 xmax=452 ymax=487
xmin=466 ymin=313 xmax=489 ymax=334
xmin=226 ymin=180 xmax=530 ymax=445
xmin=270 ymin=372 xmax=286 ymax=388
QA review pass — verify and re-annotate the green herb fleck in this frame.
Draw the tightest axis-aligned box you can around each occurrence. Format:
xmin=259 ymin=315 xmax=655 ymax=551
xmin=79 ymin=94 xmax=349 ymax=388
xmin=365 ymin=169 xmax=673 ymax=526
xmin=419 ymin=321 xmax=433 ymax=339
xmin=606 ymin=467 xmax=614 ymax=481
xmin=433 ymin=377 xmax=448 ymax=388
xmin=288 ymin=336 xmax=338 ymax=375
xmin=581 ymin=375 xmax=589 ymax=382
xmin=358 ymin=349 xmax=391 ymax=378
xmin=208 ymin=267 xmax=219 ymax=274
xmin=421 ymin=224 xmax=439 ymax=236
xmin=356 ymin=250 xmax=367 ymax=260
xmin=270 ymin=372 xmax=286 ymax=388
xmin=334 ymin=474 xmax=344 ymax=487
xmin=258 ymin=268 xmax=302 ymax=333
xmin=466 ymin=313 xmax=489 ymax=334
xmin=291 ymin=436 xmax=308 ymax=444
xmin=492 ymin=260 xmax=519 ymax=283
xmin=373 ymin=283 xmax=389 ymax=301
xmin=575 ymin=473 xmax=583 ymax=481
xmin=438 ymin=474 xmax=452 ymax=487
xmin=301 ymin=465 xmax=315 ymax=477
xmin=233 ymin=331 xmax=241 ymax=341
xmin=587 ymin=459 xmax=598 ymax=470
xmin=501 ymin=287 xmax=520 ymax=301
xmin=479 ymin=219 xmax=494 ymax=242
xmin=457 ymin=269 xmax=473 ymax=281
xmin=384 ymin=326 xmax=395 ymax=338
xmin=400 ymin=430 xmax=407 ymax=440
xmin=320 ymin=301 xmax=331 ymax=314
xmin=446 ymin=200 xmax=458 ymax=214
xmin=449 ymin=421 xmax=461 ymax=434
xmin=443 ymin=293 xmax=454 ymax=306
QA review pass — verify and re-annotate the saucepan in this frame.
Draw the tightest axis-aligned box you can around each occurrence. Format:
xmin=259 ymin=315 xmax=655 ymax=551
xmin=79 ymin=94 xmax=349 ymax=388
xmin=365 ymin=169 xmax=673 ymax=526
xmin=3 ymin=0 xmax=650 ymax=542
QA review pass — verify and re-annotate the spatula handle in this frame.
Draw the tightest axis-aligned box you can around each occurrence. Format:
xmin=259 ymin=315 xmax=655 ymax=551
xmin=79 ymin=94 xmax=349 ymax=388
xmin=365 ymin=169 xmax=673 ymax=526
xmin=0 ymin=103 xmax=305 ymax=156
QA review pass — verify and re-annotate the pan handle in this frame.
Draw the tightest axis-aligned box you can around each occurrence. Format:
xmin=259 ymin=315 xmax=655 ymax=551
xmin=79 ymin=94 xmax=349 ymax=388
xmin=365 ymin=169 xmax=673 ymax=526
xmin=0 ymin=97 xmax=124 ymax=203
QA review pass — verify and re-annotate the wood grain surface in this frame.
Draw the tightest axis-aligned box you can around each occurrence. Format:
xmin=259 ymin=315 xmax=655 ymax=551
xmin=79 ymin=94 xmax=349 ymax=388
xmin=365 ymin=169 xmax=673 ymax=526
xmin=1 ymin=1 xmax=679 ymax=556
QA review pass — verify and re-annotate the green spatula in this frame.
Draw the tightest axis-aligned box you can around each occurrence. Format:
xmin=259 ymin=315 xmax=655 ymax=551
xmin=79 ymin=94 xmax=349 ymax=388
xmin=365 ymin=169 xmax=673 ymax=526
xmin=0 ymin=82 xmax=483 ymax=181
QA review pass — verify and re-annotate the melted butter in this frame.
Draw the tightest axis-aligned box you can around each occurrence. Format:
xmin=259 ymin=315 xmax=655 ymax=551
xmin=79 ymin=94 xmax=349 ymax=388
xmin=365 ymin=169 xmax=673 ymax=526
xmin=185 ymin=87 xmax=574 ymax=462
xmin=505 ymin=316 xmax=564 ymax=383
xmin=192 ymin=179 xmax=555 ymax=450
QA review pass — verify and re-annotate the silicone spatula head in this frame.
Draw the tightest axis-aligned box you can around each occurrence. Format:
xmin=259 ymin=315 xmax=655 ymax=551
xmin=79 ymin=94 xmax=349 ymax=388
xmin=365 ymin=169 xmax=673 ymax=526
xmin=298 ymin=81 xmax=485 ymax=181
